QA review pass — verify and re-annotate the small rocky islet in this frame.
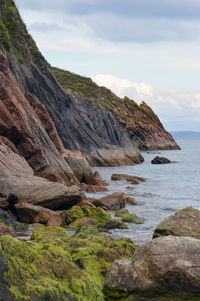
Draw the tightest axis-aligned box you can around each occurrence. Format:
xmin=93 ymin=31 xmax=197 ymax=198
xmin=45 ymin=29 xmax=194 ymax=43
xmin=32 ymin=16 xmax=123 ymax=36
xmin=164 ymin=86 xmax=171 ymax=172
xmin=0 ymin=1 xmax=197 ymax=300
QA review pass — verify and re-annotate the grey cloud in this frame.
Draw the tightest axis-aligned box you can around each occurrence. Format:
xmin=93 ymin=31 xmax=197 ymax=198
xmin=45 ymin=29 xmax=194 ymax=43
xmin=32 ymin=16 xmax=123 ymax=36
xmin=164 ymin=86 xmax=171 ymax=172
xmin=15 ymin=0 xmax=200 ymax=43
xmin=15 ymin=0 xmax=200 ymax=20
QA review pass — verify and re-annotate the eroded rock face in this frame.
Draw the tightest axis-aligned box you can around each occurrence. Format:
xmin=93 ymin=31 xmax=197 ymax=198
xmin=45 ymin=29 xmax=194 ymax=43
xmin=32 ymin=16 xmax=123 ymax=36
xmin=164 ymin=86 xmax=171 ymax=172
xmin=104 ymin=236 xmax=200 ymax=299
xmin=0 ymin=50 xmax=78 ymax=185
xmin=153 ymin=207 xmax=200 ymax=239
xmin=0 ymin=140 xmax=84 ymax=210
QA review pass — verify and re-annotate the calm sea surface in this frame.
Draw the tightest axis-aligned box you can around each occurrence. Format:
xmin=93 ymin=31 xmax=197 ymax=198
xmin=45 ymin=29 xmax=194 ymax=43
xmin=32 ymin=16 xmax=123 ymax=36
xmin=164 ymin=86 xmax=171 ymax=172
xmin=89 ymin=138 xmax=200 ymax=245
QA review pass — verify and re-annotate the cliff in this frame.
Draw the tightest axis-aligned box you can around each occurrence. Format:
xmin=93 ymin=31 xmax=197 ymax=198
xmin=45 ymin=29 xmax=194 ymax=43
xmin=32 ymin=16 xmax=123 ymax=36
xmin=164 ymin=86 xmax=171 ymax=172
xmin=53 ymin=68 xmax=180 ymax=150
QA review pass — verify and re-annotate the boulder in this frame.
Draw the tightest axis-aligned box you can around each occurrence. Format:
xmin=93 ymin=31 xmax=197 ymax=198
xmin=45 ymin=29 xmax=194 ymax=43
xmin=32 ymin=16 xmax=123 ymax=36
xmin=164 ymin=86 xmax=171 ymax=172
xmin=93 ymin=193 xmax=126 ymax=211
xmin=100 ymin=219 xmax=127 ymax=230
xmin=104 ymin=236 xmax=200 ymax=299
xmin=64 ymin=155 xmax=95 ymax=184
xmin=0 ymin=140 xmax=84 ymax=210
xmin=153 ymin=207 xmax=200 ymax=239
xmin=151 ymin=156 xmax=171 ymax=164
xmin=76 ymin=200 xmax=96 ymax=208
xmin=0 ymin=223 xmax=14 ymax=237
xmin=111 ymin=174 xmax=147 ymax=184
xmin=46 ymin=215 xmax=64 ymax=227
xmin=14 ymin=202 xmax=58 ymax=224
xmin=68 ymin=217 xmax=97 ymax=230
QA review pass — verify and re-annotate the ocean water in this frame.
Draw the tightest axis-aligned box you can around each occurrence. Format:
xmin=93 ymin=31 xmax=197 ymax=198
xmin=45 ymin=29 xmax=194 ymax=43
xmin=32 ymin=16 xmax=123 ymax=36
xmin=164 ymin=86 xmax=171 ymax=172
xmin=89 ymin=138 xmax=200 ymax=245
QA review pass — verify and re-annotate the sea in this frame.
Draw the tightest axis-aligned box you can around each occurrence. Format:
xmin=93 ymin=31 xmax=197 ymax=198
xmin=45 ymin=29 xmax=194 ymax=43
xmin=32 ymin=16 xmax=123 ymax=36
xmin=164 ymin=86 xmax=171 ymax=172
xmin=88 ymin=138 xmax=200 ymax=246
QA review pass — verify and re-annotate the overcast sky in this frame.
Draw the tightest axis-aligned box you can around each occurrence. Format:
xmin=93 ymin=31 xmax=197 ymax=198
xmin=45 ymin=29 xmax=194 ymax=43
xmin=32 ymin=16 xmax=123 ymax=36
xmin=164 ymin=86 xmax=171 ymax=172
xmin=15 ymin=0 xmax=200 ymax=131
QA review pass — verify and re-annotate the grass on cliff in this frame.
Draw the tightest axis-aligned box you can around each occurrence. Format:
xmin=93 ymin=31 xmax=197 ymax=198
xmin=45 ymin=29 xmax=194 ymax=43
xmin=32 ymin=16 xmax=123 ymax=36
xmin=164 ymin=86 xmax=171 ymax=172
xmin=0 ymin=0 xmax=48 ymax=69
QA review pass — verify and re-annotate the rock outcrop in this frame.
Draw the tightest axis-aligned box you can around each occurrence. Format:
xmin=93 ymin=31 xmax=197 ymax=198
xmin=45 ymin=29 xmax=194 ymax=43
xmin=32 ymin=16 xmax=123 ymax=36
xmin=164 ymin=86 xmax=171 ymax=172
xmin=53 ymin=68 xmax=180 ymax=151
xmin=153 ymin=207 xmax=200 ymax=239
xmin=0 ymin=140 xmax=84 ymax=210
xmin=104 ymin=236 xmax=200 ymax=300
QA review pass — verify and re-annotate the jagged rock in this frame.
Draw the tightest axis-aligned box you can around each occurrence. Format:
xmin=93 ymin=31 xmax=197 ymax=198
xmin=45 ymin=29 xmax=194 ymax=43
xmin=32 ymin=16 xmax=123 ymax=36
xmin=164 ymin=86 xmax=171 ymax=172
xmin=93 ymin=193 xmax=126 ymax=211
xmin=0 ymin=140 xmax=84 ymax=210
xmin=104 ymin=236 xmax=200 ymax=299
xmin=0 ymin=223 xmax=14 ymax=237
xmin=153 ymin=207 xmax=200 ymax=239
xmin=64 ymin=155 xmax=96 ymax=184
xmin=151 ymin=156 xmax=171 ymax=164
xmin=111 ymin=174 xmax=147 ymax=184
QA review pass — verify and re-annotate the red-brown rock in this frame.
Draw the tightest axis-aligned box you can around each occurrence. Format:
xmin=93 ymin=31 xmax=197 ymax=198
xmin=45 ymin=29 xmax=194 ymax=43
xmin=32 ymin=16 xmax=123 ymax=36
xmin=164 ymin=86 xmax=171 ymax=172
xmin=0 ymin=50 xmax=78 ymax=185
xmin=77 ymin=200 xmax=96 ymax=208
xmin=93 ymin=171 xmax=108 ymax=186
xmin=82 ymin=185 xmax=108 ymax=193
xmin=47 ymin=215 xmax=64 ymax=227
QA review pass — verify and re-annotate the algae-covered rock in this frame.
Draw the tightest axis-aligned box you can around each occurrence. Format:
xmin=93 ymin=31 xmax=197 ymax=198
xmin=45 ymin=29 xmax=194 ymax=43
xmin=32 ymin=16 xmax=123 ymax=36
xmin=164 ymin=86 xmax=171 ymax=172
xmin=153 ymin=206 xmax=200 ymax=239
xmin=115 ymin=209 xmax=145 ymax=224
xmin=61 ymin=205 xmax=111 ymax=226
xmin=125 ymin=196 xmax=139 ymax=205
xmin=100 ymin=219 xmax=127 ymax=230
xmin=0 ymin=226 xmax=138 ymax=301
xmin=68 ymin=217 xmax=97 ymax=230
xmin=104 ymin=236 xmax=200 ymax=301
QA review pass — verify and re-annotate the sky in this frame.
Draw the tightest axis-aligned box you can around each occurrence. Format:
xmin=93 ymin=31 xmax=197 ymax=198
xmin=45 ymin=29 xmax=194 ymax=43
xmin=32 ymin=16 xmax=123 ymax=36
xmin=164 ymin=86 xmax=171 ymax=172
xmin=14 ymin=0 xmax=200 ymax=131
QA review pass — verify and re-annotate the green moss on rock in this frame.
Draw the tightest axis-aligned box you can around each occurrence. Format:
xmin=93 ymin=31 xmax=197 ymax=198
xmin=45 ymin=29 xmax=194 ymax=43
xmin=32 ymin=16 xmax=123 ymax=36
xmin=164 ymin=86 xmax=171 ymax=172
xmin=0 ymin=226 xmax=138 ymax=301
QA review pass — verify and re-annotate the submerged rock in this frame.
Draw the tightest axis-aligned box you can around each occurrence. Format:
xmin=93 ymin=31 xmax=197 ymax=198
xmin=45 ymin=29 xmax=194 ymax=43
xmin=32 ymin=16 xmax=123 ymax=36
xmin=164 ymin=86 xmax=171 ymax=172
xmin=104 ymin=236 xmax=200 ymax=300
xmin=153 ymin=206 xmax=200 ymax=239
xmin=111 ymin=174 xmax=147 ymax=184
xmin=151 ymin=156 xmax=171 ymax=164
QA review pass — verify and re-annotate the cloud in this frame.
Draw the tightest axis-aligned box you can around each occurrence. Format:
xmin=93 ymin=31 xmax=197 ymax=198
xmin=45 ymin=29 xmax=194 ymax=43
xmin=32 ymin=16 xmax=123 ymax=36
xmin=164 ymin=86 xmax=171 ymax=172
xmin=15 ymin=0 xmax=200 ymax=43
xmin=92 ymin=74 xmax=200 ymax=130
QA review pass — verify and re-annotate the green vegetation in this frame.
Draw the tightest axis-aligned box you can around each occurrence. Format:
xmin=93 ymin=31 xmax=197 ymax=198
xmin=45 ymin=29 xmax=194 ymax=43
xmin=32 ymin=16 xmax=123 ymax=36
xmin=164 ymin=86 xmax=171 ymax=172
xmin=115 ymin=209 xmax=145 ymax=224
xmin=0 ymin=0 xmax=48 ymax=69
xmin=0 ymin=226 xmax=138 ymax=300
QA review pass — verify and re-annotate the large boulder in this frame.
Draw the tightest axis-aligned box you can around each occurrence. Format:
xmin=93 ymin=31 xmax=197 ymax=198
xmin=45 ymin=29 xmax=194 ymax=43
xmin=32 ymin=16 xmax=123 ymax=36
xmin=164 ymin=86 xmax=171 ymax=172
xmin=104 ymin=236 xmax=200 ymax=300
xmin=153 ymin=207 xmax=200 ymax=239
xmin=0 ymin=140 xmax=84 ymax=210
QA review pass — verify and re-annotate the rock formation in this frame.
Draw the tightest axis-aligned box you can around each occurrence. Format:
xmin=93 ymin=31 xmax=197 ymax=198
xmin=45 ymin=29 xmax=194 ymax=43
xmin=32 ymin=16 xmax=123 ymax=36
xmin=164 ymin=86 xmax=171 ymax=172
xmin=53 ymin=68 xmax=180 ymax=151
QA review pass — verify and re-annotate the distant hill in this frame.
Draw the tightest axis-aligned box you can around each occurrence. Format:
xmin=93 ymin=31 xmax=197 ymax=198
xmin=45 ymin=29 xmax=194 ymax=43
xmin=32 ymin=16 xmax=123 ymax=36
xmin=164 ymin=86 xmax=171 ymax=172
xmin=171 ymin=131 xmax=200 ymax=139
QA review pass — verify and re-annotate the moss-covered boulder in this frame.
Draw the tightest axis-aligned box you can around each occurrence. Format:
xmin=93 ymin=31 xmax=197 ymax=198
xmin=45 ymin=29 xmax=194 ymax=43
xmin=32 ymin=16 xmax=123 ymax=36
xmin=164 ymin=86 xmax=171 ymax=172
xmin=153 ymin=207 xmax=200 ymax=239
xmin=100 ymin=219 xmax=127 ymax=230
xmin=61 ymin=205 xmax=111 ymax=226
xmin=0 ymin=226 xmax=138 ymax=300
xmin=125 ymin=196 xmax=139 ymax=205
xmin=115 ymin=209 xmax=145 ymax=224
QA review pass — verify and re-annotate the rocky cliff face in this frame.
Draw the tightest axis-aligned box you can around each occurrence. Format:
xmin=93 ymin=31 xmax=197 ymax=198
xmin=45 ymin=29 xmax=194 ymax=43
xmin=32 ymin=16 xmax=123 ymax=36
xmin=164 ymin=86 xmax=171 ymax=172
xmin=0 ymin=0 xmax=143 ymax=167
xmin=53 ymin=68 xmax=180 ymax=151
